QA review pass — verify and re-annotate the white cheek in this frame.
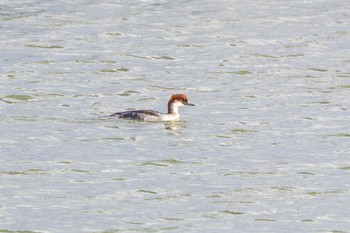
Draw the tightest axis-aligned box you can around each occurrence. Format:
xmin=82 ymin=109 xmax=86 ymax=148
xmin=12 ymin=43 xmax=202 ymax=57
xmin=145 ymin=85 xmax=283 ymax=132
xmin=175 ymin=102 xmax=185 ymax=107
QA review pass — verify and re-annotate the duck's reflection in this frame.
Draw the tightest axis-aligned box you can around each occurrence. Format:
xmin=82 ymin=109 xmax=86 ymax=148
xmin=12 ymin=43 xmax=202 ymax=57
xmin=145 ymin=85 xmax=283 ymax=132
xmin=164 ymin=120 xmax=187 ymax=131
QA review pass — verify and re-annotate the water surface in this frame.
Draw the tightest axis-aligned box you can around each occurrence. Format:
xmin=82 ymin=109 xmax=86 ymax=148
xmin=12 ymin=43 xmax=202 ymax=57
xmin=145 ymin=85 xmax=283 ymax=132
xmin=1 ymin=0 xmax=350 ymax=232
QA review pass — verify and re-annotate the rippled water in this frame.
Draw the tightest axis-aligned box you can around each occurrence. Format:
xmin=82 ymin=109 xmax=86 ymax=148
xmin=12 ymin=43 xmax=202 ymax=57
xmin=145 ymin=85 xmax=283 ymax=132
xmin=1 ymin=0 xmax=350 ymax=232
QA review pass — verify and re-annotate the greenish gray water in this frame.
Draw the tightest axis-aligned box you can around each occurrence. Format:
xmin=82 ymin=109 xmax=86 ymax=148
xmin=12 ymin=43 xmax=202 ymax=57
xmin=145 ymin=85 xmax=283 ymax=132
xmin=1 ymin=0 xmax=350 ymax=232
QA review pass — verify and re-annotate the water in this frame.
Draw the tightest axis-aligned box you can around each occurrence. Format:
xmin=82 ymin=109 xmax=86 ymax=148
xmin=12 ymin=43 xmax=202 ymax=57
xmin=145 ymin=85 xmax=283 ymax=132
xmin=1 ymin=0 xmax=350 ymax=232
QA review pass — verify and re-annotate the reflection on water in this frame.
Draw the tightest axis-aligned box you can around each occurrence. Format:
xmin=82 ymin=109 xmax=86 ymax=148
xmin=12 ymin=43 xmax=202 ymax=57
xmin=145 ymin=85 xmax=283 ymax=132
xmin=164 ymin=120 xmax=187 ymax=131
xmin=1 ymin=0 xmax=350 ymax=232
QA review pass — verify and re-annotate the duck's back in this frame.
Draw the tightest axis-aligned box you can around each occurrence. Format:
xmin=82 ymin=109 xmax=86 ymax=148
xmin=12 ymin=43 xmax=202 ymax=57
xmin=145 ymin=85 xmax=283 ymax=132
xmin=110 ymin=110 xmax=163 ymax=121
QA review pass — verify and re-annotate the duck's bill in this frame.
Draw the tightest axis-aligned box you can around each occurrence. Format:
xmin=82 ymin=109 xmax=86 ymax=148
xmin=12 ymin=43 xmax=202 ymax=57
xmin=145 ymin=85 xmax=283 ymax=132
xmin=186 ymin=102 xmax=195 ymax=106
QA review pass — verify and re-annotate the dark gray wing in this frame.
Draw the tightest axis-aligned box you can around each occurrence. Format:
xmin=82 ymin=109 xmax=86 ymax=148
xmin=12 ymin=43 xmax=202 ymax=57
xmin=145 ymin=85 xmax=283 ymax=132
xmin=109 ymin=110 xmax=162 ymax=120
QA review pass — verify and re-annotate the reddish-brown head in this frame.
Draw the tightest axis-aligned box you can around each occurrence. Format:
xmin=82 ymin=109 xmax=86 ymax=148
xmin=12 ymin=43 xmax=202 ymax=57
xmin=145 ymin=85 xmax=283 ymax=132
xmin=167 ymin=93 xmax=195 ymax=114
xmin=169 ymin=94 xmax=194 ymax=106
